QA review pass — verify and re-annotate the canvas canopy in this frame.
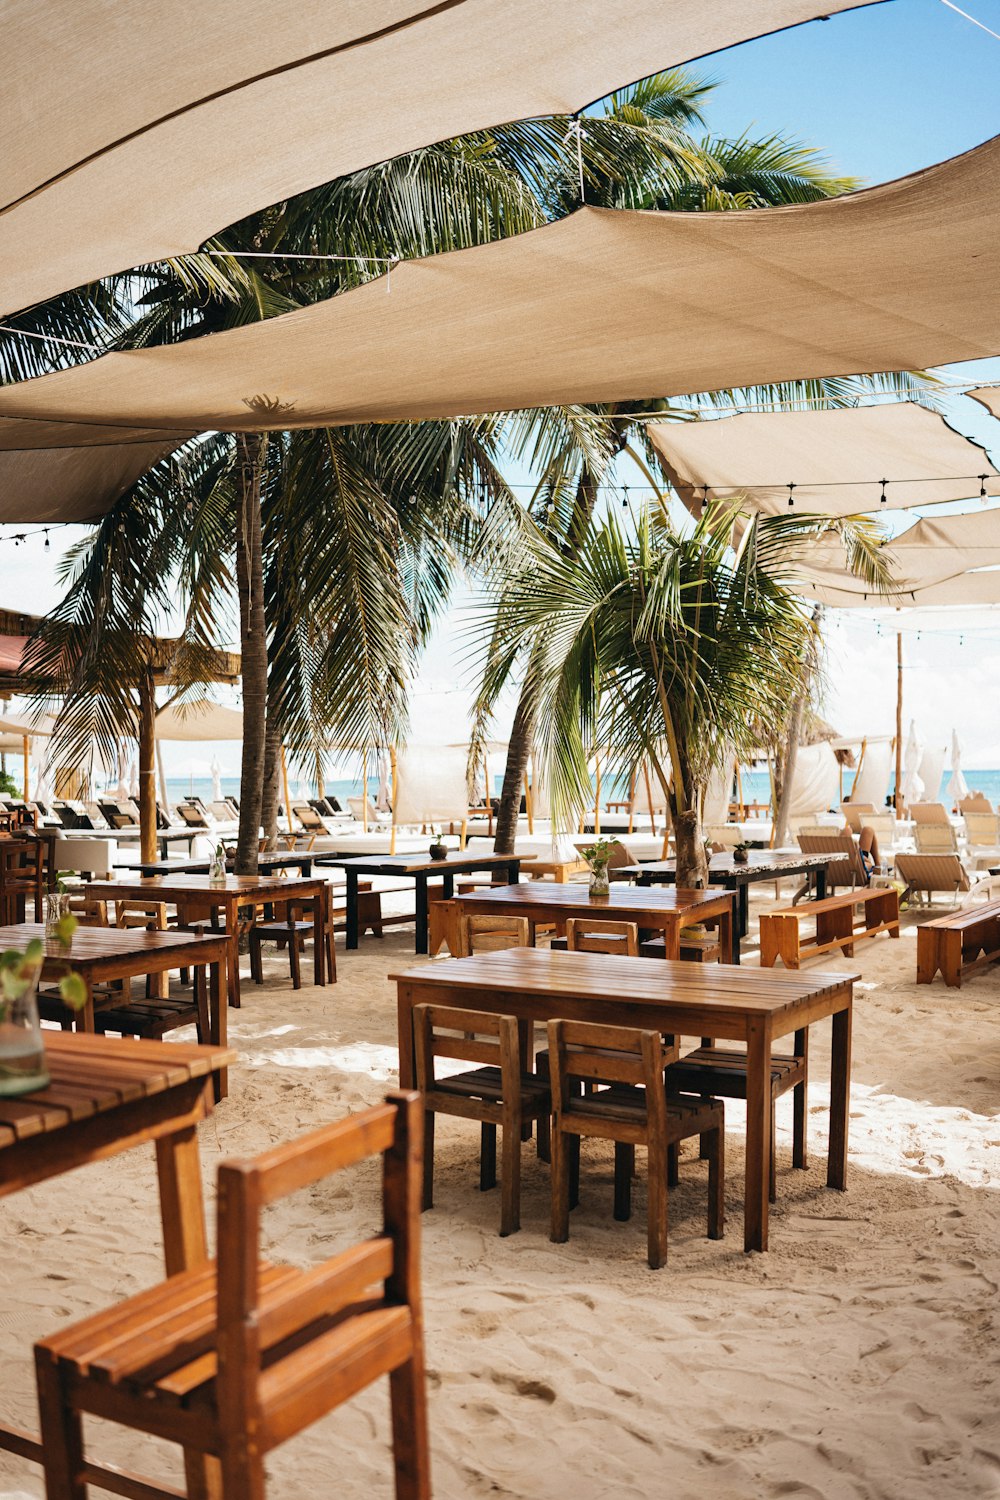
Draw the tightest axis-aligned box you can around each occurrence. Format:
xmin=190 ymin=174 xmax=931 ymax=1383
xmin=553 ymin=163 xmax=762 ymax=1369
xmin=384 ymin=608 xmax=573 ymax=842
xmin=648 ymin=402 xmax=1000 ymax=516
xmin=971 ymin=389 xmax=1000 ymax=420
xmin=0 ymin=438 xmax=188 ymax=525
xmin=849 ymin=738 xmax=895 ymax=808
xmin=803 ymin=568 xmax=1000 ymax=609
xmin=393 ymin=745 xmax=469 ymax=826
xmin=1 ymin=0 xmax=877 ymax=318
xmin=788 ymin=742 xmax=840 ymax=818
xmin=791 ymin=509 xmax=1000 ymax=605
xmin=155 ymin=700 xmax=244 ymax=741
xmin=0 ymin=135 xmax=998 ymax=501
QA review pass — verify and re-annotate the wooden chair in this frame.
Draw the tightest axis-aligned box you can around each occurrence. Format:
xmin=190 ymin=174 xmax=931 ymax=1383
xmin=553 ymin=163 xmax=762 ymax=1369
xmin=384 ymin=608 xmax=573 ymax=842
xmin=457 ymin=913 xmax=530 ymax=956
xmin=34 ymin=1091 xmax=431 ymax=1500
xmin=413 ymin=1003 xmax=550 ymax=1237
xmin=2 ymin=835 xmax=46 ymax=920
xmin=248 ymin=891 xmax=335 ymax=988
xmin=547 ymin=1020 xmax=724 ymax=1269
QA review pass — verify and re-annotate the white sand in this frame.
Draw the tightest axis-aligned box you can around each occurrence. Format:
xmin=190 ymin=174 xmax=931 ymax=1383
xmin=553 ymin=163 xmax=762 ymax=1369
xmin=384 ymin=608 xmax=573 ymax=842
xmin=2 ymin=887 xmax=999 ymax=1499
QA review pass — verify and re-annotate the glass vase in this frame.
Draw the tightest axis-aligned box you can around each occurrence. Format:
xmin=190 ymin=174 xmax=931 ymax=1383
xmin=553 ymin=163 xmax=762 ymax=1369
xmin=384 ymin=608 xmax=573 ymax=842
xmin=209 ymin=850 xmax=228 ymax=884
xmin=44 ymin=891 xmax=72 ymax=939
xmin=0 ymin=978 xmax=48 ymax=1096
xmin=588 ymin=862 xmax=610 ymax=898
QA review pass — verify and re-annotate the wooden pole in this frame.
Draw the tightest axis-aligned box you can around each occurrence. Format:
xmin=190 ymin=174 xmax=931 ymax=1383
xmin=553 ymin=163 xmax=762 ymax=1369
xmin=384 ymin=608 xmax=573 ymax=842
xmin=361 ymin=749 xmax=368 ymax=832
xmin=896 ymin=639 xmax=905 ymax=812
xmin=137 ymin=672 xmax=157 ymax=866
xmin=642 ymin=760 xmax=656 ymax=836
xmin=390 ymin=746 xmax=397 ymax=855
xmin=593 ymin=755 xmax=601 ymax=836
xmin=21 ymin=735 xmax=29 ymax=802
xmin=524 ymin=769 xmax=534 ymax=835
xmin=156 ymin=741 xmax=170 ymax=813
xmin=280 ymin=745 xmax=293 ymax=834
xmin=315 ymin=749 xmax=325 ymax=801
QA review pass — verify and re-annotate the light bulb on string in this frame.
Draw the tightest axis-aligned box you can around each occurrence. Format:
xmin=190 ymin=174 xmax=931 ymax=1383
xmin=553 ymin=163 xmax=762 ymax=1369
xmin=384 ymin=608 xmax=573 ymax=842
xmin=980 ymin=474 xmax=989 ymax=505
xmin=701 ymin=486 xmax=710 ymax=515
xmin=621 ymin=484 xmax=630 ymax=510
xmin=879 ymin=478 xmax=888 ymax=506
xmin=787 ymin=482 xmax=796 ymax=509
xmin=43 ymin=530 xmax=50 ymax=549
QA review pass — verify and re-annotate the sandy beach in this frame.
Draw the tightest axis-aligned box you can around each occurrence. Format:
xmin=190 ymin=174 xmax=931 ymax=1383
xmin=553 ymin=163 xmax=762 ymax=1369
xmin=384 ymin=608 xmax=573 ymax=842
xmin=2 ymin=886 xmax=998 ymax=1500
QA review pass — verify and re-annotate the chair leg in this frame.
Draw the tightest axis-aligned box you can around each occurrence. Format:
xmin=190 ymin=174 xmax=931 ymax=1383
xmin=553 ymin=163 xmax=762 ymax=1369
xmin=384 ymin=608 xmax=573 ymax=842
xmin=707 ymin=1123 xmax=725 ymax=1240
xmin=536 ymin=1054 xmax=551 ymax=1162
xmin=220 ymin=1436 xmax=267 ymax=1500
xmin=614 ymin=1143 xmax=634 ymax=1221
xmin=480 ymin=1123 xmax=497 ymax=1192
xmin=667 ymin=1140 xmax=680 ymax=1187
xmin=289 ymin=930 xmax=302 ymax=990
xmin=769 ymin=1101 xmax=777 ymax=1205
xmin=34 ymin=1351 xmax=87 ymax=1500
xmin=421 ymin=1110 xmax=435 ymax=1211
xmin=389 ymin=1350 xmax=432 ymax=1500
xmin=499 ymin=1115 xmax=520 ymax=1237
xmin=568 ymin=1133 xmax=580 ymax=1211
xmin=646 ymin=1139 xmax=669 ymax=1270
xmin=550 ymin=1127 xmax=571 ymax=1243
xmin=249 ymin=931 xmax=263 ymax=985
xmin=325 ymin=922 xmax=337 ymax=982
xmin=194 ymin=965 xmax=210 ymax=1046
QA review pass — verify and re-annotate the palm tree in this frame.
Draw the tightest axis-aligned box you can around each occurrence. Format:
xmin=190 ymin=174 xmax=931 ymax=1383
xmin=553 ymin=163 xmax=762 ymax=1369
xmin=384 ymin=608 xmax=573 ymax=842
xmin=475 ymin=502 xmax=895 ymax=886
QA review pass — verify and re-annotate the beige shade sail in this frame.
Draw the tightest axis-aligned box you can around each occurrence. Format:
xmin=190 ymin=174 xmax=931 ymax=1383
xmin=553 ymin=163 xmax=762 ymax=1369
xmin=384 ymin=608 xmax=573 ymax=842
xmin=649 ymin=402 xmax=1000 ymax=516
xmin=971 ymin=388 xmax=1000 ymax=421
xmin=790 ymin=508 xmax=1000 ymax=602
xmin=803 ymin=567 xmax=1000 ymax=609
xmin=0 ymin=135 xmax=998 ymax=471
xmin=0 ymin=0 xmax=880 ymax=318
xmin=0 ymin=438 xmax=189 ymax=525
xmin=155 ymin=699 xmax=244 ymax=741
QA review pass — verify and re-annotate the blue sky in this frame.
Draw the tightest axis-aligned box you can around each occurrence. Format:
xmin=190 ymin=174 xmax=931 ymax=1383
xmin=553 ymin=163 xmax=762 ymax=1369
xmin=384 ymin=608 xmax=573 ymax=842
xmin=3 ymin=0 xmax=1000 ymax=767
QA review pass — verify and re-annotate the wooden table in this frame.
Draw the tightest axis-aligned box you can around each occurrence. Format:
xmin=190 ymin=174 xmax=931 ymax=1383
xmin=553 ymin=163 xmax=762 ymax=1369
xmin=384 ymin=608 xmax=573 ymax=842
xmin=84 ymin=873 xmax=331 ymax=1006
xmin=318 ymin=851 xmax=531 ymax=952
xmin=453 ymin=881 xmax=738 ymax=962
xmin=115 ymin=850 xmax=315 ymax=878
xmin=0 ymin=1030 xmax=233 ymax=1496
xmin=394 ymin=948 xmax=855 ymax=1253
xmin=622 ymin=852 xmax=835 ymax=943
xmin=0 ymin=923 xmax=231 ymax=1100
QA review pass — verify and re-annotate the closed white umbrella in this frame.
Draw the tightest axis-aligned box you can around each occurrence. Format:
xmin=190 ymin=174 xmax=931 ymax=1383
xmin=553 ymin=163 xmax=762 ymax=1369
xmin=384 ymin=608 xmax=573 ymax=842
xmin=128 ymin=758 xmax=140 ymax=799
xmin=946 ymin=729 xmax=970 ymax=804
xmin=210 ymin=757 xmax=223 ymax=803
xmin=375 ymin=754 xmax=392 ymax=813
xmin=900 ymin=720 xmax=925 ymax=807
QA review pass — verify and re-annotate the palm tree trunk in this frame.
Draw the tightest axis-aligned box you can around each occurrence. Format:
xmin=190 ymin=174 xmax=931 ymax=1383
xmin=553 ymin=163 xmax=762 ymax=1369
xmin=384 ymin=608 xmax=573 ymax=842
xmin=235 ymin=432 xmax=268 ymax=874
xmin=670 ymin=758 xmax=709 ymax=889
xmin=260 ymin=718 xmax=282 ymax=848
xmin=137 ymin=666 xmax=157 ymax=866
xmin=494 ymin=693 xmax=533 ymax=854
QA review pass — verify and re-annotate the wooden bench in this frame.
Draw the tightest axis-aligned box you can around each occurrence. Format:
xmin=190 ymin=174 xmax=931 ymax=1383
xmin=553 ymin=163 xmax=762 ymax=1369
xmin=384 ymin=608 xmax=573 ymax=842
xmin=760 ymin=887 xmax=900 ymax=969
xmin=916 ymin=899 xmax=1000 ymax=988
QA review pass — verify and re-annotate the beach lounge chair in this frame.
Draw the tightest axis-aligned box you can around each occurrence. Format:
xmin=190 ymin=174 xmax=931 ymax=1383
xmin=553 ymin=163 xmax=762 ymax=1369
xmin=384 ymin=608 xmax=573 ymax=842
xmin=347 ymin=794 xmax=389 ymax=826
xmin=963 ymin=811 xmax=1000 ymax=868
xmin=34 ymin=1092 xmax=431 ymax=1500
xmin=913 ymin=823 xmax=960 ymax=855
xmin=909 ymin=801 xmax=951 ymax=826
xmin=415 ymin=1003 xmax=551 ymax=1236
xmin=894 ymin=852 xmax=972 ymax=906
xmin=795 ymin=829 xmax=868 ymax=894
xmin=292 ymin=801 xmax=330 ymax=836
xmin=840 ymin=802 xmax=876 ymax=834
xmin=547 ymin=1020 xmax=724 ymax=1268
xmin=959 ymin=793 xmax=994 ymax=815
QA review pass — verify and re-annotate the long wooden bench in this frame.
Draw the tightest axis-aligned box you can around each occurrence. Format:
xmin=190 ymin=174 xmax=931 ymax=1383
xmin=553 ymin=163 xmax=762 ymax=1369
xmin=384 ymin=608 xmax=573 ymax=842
xmin=916 ymin=899 xmax=1000 ymax=988
xmin=760 ymin=887 xmax=899 ymax=969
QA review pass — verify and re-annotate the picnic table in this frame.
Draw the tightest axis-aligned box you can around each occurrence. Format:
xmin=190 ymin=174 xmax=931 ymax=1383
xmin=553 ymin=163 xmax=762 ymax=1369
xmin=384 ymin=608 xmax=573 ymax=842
xmin=0 ymin=923 xmax=230 ymax=1099
xmin=452 ymin=881 xmax=738 ymax=962
xmin=318 ymin=850 xmax=531 ymax=952
xmin=393 ymin=947 xmax=855 ymax=1253
xmin=84 ymin=873 xmax=331 ymax=1005
xmin=0 ymin=1030 xmax=233 ymax=1495
xmin=622 ymin=851 xmax=835 ymax=942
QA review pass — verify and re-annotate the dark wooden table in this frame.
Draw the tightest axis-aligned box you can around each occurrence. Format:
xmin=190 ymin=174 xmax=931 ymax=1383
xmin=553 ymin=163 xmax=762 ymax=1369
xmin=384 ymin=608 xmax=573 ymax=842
xmin=115 ymin=850 xmax=315 ymax=878
xmin=319 ymin=851 xmax=531 ymax=952
xmin=0 ymin=1030 xmax=233 ymax=1496
xmin=84 ymin=873 xmax=331 ymax=1005
xmin=453 ymin=881 xmax=738 ymax=962
xmin=106 ymin=827 xmax=202 ymax=859
xmin=394 ymin=947 xmax=855 ymax=1253
xmin=621 ymin=852 xmax=835 ymax=942
xmin=0 ymin=923 xmax=230 ymax=1099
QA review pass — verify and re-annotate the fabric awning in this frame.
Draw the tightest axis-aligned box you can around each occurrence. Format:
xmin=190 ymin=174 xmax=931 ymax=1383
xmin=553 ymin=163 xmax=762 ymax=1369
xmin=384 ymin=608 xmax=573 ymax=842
xmin=0 ymin=136 xmax=997 ymax=482
xmin=648 ymin=402 xmax=1000 ymax=516
xmin=791 ymin=509 xmax=1000 ymax=603
xmin=155 ymin=700 xmax=244 ymax=741
xmin=1 ymin=0 xmax=879 ymax=318
xmin=971 ymin=388 xmax=1000 ymax=421
xmin=0 ymin=438 xmax=189 ymax=524
xmin=803 ymin=567 xmax=1000 ymax=609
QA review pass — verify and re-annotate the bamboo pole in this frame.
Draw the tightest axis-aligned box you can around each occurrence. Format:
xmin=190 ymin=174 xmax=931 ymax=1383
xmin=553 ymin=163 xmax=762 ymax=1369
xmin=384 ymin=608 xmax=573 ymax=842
xmin=642 ymin=760 xmax=656 ymax=836
xmin=280 ymin=745 xmax=293 ymax=834
xmin=156 ymin=742 xmax=170 ymax=813
xmin=21 ymin=735 xmax=29 ymax=802
xmin=593 ymin=755 xmax=601 ymax=836
xmin=361 ymin=749 xmax=368 ymax=832
xmin=894 ymin=633 xmax=904 ymax=815
xmin=524 ymin=771 xmax=534 ymax=835
xmin=137 ymin=674 xmax=157 ymax=867
xmin=390 ymin=746 xmax=397 ymax=855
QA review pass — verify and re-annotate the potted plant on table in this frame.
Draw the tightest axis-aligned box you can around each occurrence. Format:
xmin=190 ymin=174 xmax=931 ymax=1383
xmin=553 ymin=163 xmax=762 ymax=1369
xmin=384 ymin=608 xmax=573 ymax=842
xmin=0 ymin=930 xmax=86 ymax=1096
xmin=580 ymin=836 xmax=616 ymax=898
xmin=732 ymin=841 xmax=751 ymax=865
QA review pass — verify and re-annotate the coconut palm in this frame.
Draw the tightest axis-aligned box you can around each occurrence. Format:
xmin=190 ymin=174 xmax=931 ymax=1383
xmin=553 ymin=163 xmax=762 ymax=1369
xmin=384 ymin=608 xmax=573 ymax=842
xmin=475 ymin=502 xmax=895 ymax=886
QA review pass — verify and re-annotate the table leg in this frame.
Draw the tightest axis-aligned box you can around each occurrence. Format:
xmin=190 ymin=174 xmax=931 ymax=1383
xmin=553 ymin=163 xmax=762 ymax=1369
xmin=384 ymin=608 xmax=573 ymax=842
xmin=223 ymin=900 xmax=241 ymax=1009
xmin=662 ymin=920 xmax=681 ymax=961
xmin=346 ymin=869 xmax=359 ymax=950
xmin=720 ymin=901 xmax=738 ymax=965
xmin=312 ymin=884 xmax=325 ymax=986
xmin=415 ymin=875 xmax=429 ymax=954
xmin=828 ymin=1001 xmax=852 ymax=1191
xmin=210 ymin=958 xmax=227 ymax=1101
xmin=78 ymin=975 xmax=95 ymax=1032
xmin=815 ymin=866 xmax=828 ymax=902
xmin=744 ymin=1016 xmax=771 ymax=1253
xmin=397 ymin=986 xmax=416 ymax=1088
xmin=507 ymin=859 xmax=520 ymax=886
xmin=737 ymin=880 xmax=750 ymax=939
xmin=443 ymin=871 xmax=455 ymax=899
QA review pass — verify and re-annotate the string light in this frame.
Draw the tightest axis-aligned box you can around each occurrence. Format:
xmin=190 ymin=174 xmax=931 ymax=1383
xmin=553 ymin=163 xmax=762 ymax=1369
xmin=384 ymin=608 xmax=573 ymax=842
xmin=621 ymin=484 xmax=630 ymax=510
xmin=0 ymin=523 xmax=68 ymax=548
xmin=701 ymin=486 xmax=709 ymax=515
xmin=787 ymin=482 xmax=796 ymax=509
xmin=879 ymin=478 xmax=889 ymax=506
xmin=980 ymin=474 xmax=989 ymax=505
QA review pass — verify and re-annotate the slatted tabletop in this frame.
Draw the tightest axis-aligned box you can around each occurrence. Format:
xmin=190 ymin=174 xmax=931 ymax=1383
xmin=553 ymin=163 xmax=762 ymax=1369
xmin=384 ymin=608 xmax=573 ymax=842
xmin=453 ymin=881 xmax=738 ymax=962
xmin=394 ymin=948 xmax=855 ymax=1253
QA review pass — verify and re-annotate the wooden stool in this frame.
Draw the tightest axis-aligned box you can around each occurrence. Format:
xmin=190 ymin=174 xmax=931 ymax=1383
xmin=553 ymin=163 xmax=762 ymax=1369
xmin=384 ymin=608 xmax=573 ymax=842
xmin=34 ymin=1091 xmax=430 ymax=1500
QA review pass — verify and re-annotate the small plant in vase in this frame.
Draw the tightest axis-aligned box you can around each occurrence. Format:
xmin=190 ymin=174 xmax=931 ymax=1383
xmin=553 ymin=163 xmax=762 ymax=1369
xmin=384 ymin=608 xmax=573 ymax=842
xmin=209 ymin=843 xmax=228 ymax=883
xmin=581 ymin=836 xmax=616 ymax=898
xmin=732 ymin=841 xmax=751 ymax=865
xmin=0 ymin=934 xmax=86 ymax=1096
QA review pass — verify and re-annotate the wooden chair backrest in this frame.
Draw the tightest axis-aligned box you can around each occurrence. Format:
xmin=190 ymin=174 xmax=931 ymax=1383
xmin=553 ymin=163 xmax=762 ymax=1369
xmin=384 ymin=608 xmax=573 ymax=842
xmin=964 ymin=812 xmax=1000 ymax=844
xmin=413 ymin=1003 xmax=520 ymax=1089
xmin=458 ymin=914 xmax=530 ymax=956
xmin=215 ymin=1091 xmax=422 ymax=1420
xmin=114 ymin=899 xmax=168 ymax=930
xmin=914 ymin=823 xmax=959 ymax=855
xmin=565 ymin=917 xmax=639 ymax=956
xmin=547 ymin=1020 xmax=669 ymax=1126
xmin=796 ymin=830 xmax=866 ymax=884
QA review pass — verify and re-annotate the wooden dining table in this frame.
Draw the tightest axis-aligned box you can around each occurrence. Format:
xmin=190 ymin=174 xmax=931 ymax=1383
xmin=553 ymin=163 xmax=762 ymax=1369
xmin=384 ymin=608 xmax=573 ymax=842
xmin=393 ymin=947 xmax=856 ymax=1253
xmin=0 ymin=1030 xmax=233 ymax=1497
xmin=84 ymin=872 xmax=332 ymax=1006
xmin=452 ymin=881 xmax=739 ymax=962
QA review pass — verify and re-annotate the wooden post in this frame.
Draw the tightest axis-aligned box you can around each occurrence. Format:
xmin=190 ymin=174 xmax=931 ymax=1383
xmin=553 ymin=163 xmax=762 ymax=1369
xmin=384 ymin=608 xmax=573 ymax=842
xmin=524 ymin=770 xmax=534 ymax=835
xmin=315 ymin=749 xmax=325 ymax=801
xmin=21 ymin=735 xmax=29 ymax=801
xmin=894 ymin=633 xmax=903 ymax=815
xmin=593 ymin=755 xmax=601 ymax=837
xmin=280 ymin=745 xmax=293 ymax=833
xmin=156 ymin=740 xmax=170 ymax=812
xmin=390 ymin=746 xmax=397 ymax=855
xmin=361 ymin=749 xmax=368 ymax=832
xmin=137 ymin=669 xmax=157 ymax=866
xmin=642 ymin=761 xmax=656 ymax=836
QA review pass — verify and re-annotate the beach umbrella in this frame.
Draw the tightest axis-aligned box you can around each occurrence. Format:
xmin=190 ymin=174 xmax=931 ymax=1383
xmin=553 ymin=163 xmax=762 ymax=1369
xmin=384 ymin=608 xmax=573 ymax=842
xmin=946 ymin=729 xmax=970 ymax=803
xmin=210 ymin=757 xmax=223 ymax=802
xmin=375 ymin=754 xmax=392 ymax=812
xmin=900 ymin=720 xmax=925 ymax=807
xmin=128 ymin=758 xmax=140 ymax=799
